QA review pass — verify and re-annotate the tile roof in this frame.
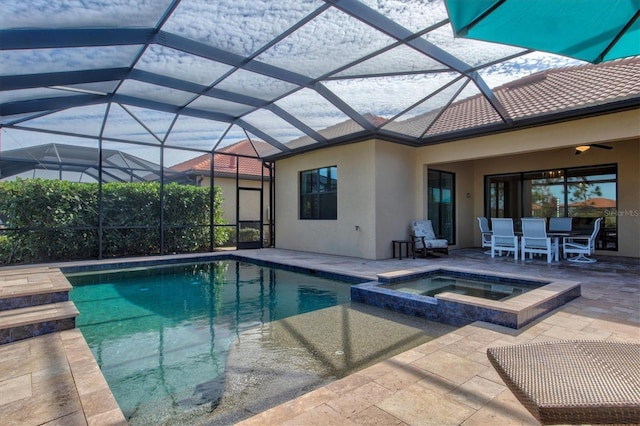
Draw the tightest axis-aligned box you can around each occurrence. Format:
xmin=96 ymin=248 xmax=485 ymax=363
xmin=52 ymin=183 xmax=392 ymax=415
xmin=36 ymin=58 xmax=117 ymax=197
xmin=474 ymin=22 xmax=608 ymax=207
xmin=567 ymin=197 xmax=617 ymax=209
xmin=176 ymin=58 xmax=640 ymax=159
xmin=298 ymin=57 xmax=640 ymax=142
xmin=424 ymin=57 xmax=640 ymax=136
xmin=170 ymin=140 xmax=270 ymax=178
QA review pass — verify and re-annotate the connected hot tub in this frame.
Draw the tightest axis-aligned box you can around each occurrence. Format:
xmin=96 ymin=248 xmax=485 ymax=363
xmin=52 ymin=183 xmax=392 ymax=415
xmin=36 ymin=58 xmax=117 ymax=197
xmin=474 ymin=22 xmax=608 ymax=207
xmin=351 ymin=267 xmax=581 ymax=329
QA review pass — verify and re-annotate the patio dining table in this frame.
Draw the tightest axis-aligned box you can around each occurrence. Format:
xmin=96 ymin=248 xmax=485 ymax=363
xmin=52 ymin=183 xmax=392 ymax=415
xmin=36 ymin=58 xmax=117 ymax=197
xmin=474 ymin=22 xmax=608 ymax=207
xmin=487 ymin=340 xmax=640 ymax=425
xmin=513 ymin=231 xmax=568 ymax=262
xmin=547 ymin=232 xmax=570 ymax=262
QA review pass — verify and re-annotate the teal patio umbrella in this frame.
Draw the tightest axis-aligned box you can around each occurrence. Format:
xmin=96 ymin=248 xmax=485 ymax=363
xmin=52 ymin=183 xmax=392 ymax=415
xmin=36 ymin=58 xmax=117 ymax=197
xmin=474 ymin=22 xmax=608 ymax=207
xmin=444 ymin=0 xmax=640 ymax=63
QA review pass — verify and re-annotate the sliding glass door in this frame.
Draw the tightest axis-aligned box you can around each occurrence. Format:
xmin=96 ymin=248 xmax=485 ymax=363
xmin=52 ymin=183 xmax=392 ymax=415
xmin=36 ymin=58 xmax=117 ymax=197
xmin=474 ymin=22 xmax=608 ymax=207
xmin=485 ymin=164 xmax=617 ymax=250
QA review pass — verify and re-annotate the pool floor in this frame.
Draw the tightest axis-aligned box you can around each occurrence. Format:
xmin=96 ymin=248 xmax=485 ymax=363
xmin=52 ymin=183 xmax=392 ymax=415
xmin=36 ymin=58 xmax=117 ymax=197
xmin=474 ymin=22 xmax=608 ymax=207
xmin=67 ymin=259 xmax=356 ymax=425
xmin=206 ymin=302 xmax=457 ymax=424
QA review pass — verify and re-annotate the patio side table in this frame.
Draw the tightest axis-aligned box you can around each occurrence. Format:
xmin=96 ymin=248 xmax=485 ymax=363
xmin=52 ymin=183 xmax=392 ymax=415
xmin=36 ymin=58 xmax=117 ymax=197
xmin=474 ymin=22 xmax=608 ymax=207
xmin=392 ymin=240 xmax=415 ymax=259
xmin=487 ymin=340 xmax=640 ymax=425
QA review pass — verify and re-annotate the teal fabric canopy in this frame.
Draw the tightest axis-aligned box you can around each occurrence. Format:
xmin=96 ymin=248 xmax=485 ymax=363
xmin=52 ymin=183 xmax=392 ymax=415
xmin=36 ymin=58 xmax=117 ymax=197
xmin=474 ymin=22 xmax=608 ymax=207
xmin=445 ymin=0 xmax=640 ymax=63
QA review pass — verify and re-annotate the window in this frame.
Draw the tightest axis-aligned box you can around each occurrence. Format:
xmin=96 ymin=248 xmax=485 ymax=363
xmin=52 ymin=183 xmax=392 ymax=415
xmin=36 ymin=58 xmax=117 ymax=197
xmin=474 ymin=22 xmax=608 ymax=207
xmin=428 ymin=169 xmax=455 ymax=244
xmin=300 ymin=166 xmax=337 ymax=220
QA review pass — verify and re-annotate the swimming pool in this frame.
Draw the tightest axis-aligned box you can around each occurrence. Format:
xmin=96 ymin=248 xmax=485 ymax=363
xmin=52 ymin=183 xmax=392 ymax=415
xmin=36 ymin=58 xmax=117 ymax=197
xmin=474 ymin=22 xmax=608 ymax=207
xmin=66 ymin=257 xmax=361 ymax=425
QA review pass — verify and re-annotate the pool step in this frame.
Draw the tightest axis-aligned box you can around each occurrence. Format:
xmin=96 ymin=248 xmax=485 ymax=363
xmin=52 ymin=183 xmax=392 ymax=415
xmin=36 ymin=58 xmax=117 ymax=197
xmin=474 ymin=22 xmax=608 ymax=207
xmin=0 ymin=268 xmax=79 ymax=345
xmin=0 ymin=301 xmax=79 ymax=345
xmin=0 ymin=268 xmax=72 ymax=308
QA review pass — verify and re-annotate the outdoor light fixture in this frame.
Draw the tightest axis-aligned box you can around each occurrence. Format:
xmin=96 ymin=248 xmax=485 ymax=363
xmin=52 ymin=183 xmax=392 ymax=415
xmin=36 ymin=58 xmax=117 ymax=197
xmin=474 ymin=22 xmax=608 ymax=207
xmin=575 ymin=145 xmax=591 ymax=155
xmin=574 ymin=144 xmax=613 ymax=155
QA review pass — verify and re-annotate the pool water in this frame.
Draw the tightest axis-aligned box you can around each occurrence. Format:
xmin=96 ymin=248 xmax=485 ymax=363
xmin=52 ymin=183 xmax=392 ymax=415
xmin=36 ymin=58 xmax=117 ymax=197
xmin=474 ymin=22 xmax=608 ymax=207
xmin=67 ymin=260 xmax=353 ymax=425
xmin=381 ymin=274 xmax=533 ymax=301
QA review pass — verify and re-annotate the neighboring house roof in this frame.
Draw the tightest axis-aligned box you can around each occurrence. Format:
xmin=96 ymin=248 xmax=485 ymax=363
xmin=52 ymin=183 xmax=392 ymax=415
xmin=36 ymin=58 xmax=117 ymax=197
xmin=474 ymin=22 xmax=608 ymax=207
xmin=171 ymin=139 xmax=270 ymax=178
xmin=568 ymin=198 xmax=617 ymax=208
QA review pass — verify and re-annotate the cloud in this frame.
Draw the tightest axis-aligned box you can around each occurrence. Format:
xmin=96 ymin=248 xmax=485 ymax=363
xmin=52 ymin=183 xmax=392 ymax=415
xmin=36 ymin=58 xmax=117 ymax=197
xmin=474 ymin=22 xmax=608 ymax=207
xmin=215 ymin=69 xmax=298 ymax=101
xmin=2 ymin=46 xmax=140 ymax=75
xmin=1 ymin=0 xmax=172 ymax=29
xmin=358 ymin=0 xmax=450 ymax=32
xmin=1 ymin=0 xmax=597 ymax=167
xmin=256 ymin=7 xmax=397 ymax=78
xmin=137 ymin=45 xmax=233 ymax=86
xmin=275 ymin=88 xmax=353 ymax=131
xmin=161 ymin=0 xmax=321 ymax=57
xmin=479 ymin=52 xmax=583 ymax=88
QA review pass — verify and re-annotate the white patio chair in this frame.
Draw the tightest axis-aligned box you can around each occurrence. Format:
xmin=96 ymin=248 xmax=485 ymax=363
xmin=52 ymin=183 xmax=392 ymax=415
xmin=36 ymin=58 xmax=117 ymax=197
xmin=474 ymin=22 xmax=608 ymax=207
xmin=477 ymin=217 xmax=492 ymax=253
xmin=521 ymin=218 xmax=558 ymax=263
xmin=548 ymin=217 xmax=573 ymax=233
xmin=411 ymin=220 xmax=448 ymax=256
xmin=490 ymin=218 xmax=518 ymax=260
xmin=563 ymin=218 xmax=602 ymax=263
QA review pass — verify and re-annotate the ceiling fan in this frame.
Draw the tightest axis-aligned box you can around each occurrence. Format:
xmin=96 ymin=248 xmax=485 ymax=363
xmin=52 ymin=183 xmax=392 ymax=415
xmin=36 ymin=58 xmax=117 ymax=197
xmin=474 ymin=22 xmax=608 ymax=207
xmin=574 ymin=144 xmax=613 ymax=155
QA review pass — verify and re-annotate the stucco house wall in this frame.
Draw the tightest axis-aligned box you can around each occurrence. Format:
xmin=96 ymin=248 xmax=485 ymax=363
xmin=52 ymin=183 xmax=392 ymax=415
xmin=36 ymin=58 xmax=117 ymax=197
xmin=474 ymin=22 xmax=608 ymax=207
xmin=276 ymin=141 xmax=378 ymax=258
xmin=274 ymin=109 xmax=639 ymax=259
xmin=374 ymin=142 xmax=416 ymax=259
xmin=274 ymin=140 xmax=422 ymax=259
xmin=200 ymin=176 xmax=270 ymax=225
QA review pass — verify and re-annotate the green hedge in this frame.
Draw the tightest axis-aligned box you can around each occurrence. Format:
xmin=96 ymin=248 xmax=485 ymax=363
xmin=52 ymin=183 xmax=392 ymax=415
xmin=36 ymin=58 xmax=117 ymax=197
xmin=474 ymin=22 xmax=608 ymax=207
xmin=0 ymin=179 xmax=230 ymax=264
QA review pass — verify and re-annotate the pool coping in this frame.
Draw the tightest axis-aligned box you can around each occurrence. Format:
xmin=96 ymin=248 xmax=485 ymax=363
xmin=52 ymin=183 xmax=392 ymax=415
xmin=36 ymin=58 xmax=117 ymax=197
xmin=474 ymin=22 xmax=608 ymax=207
xmin=351 ymin=265 xmax=581 ymax=329
xmin=61 ymin=252 xmax=369 ymax=284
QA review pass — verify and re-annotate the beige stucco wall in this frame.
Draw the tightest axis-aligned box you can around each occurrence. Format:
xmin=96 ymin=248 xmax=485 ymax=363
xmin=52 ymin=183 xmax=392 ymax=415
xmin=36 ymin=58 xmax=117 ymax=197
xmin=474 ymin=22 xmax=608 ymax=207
xmin=374 ymin=142 xmax=417 ymax=258
xmin=274 ymin=109 xmax=640 ymax=259
xmin=200 ymin=176 xmax=270 ymax=226
xmin=275 ymin=140 xmax=416 ymax=259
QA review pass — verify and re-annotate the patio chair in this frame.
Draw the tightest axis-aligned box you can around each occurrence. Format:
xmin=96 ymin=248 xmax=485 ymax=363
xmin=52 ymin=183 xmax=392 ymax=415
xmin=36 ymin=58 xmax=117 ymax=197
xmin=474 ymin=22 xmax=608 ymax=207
xmin=563 ymin=217 xmax=602 ymax=263
xmin=548 ymin=217 xmax=573 ymax=233
xmin=490 ymin=218 xmax=518 ymax=260
xmin=521 ymin=218 xmax=558 ymax=263
xmin=410 ymin=220 xmax=448 ymax=256
xmin=477 ymin=217 xmax=492 ymax=253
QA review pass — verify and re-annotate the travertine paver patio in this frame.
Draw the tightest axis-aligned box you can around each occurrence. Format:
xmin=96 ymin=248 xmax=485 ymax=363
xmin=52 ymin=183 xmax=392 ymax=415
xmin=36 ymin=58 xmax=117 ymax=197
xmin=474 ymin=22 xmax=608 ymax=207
xmin=0 ymin=248 xmax=638 ymax=425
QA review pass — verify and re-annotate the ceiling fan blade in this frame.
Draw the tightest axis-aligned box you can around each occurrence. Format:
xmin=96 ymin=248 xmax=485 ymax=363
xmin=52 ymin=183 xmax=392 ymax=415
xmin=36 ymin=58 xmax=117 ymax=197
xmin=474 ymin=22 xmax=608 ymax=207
xmin=591 ymin=144 xmax=613 ymax=150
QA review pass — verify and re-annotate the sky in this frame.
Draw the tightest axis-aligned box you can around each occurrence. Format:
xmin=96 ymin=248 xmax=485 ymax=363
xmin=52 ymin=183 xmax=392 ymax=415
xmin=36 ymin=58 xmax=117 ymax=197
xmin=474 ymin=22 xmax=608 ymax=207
xmin=1 ymin=0 xmax=582 ymax=167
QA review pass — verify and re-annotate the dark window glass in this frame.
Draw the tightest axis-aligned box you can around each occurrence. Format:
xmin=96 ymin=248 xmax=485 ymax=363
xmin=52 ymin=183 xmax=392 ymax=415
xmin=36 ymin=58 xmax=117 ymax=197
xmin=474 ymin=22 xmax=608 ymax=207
xmin=300 ymin=166 xmax=337 ymax=220
xmin=428 ymin=169 xmax=455 ymax=244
